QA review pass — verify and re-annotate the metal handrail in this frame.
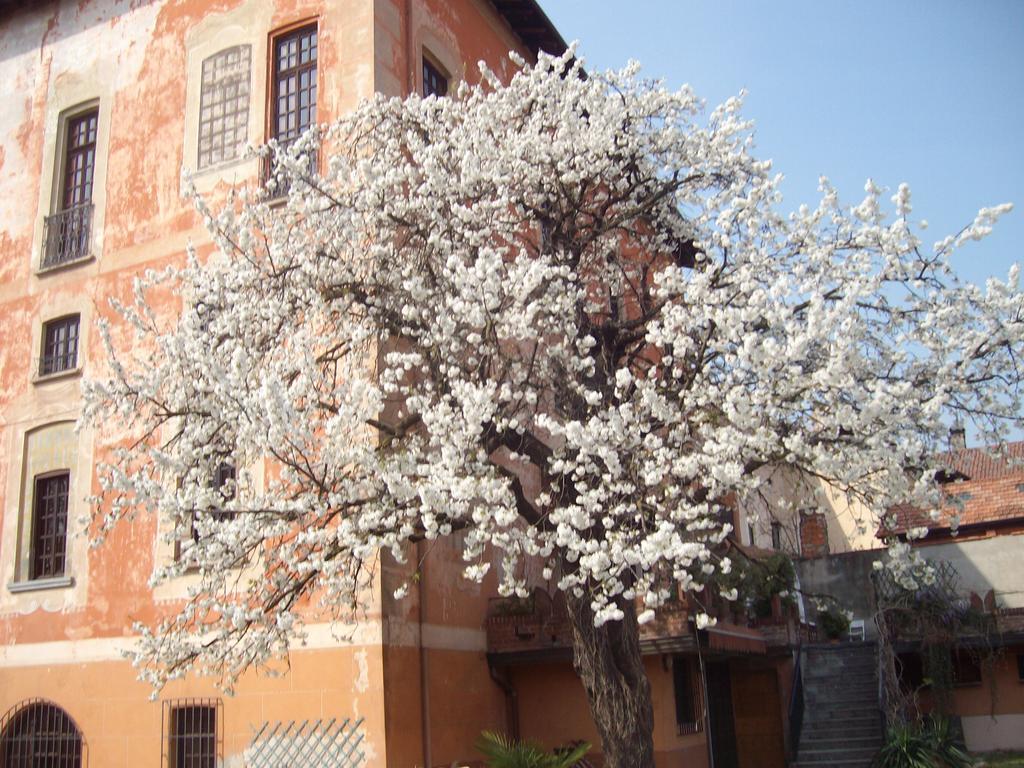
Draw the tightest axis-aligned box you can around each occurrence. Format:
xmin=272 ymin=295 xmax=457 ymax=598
xmin=42 ymin=203 xmax=93 ymax=268
xmin=788 ymin=644 xmax=805 ymax=762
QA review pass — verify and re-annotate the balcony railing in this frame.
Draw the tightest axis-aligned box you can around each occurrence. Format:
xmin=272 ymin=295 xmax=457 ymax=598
xmin=42 ymin=203 xmax=93 ymax=269
xmin=37 ymin=352 xmax=78 ymax=377
xmin=260 ymin=143 xmax=318 ymax=200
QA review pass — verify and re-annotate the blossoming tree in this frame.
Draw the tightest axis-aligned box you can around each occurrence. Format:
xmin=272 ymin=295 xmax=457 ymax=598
xmin=83 ymin=50 xmax=1021 ymax=767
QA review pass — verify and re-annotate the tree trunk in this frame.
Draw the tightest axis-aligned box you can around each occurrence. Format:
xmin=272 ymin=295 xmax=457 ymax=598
xmin=565 ymin=592 xmax=656 ymax=768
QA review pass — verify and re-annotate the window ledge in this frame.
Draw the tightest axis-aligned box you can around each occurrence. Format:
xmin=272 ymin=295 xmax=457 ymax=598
xmin=8 ymin=575 xmax=75 ymax=594
xmin=36 ymin=254 xmax=95 ymax=276
xmin=32 ymin=367 xmax=82 ymax=385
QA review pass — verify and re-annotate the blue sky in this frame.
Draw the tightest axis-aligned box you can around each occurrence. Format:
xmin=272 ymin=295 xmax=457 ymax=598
xmin=539 ymin=0 xmax=1023 ymax=286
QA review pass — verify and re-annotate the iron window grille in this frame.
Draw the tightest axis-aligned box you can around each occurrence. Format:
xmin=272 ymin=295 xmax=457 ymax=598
xmin=31 ymin=472 xmax=71 ymax=580
xmin=43 ymin=110 xmax=97 ymax=268
xmin=198 ymin=45 xmax=252 ymax=169
xmin=162 ymin=699 xmax=222 ymax=768
xmin=672 ymin=656 xmax=704 ymax=735
xmin=40 ymin=315 xmax=80 ymax=376
xmin=422 ymin=56 xmax=448 ymax=98
xmin=263 ymin=24 xmax=318 ymax=195
xmin=0 ymin=699 xmax=84 ymax=768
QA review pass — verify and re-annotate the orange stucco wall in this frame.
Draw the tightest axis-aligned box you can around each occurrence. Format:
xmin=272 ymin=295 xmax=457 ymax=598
xmin=510 ymin=657 xmax=710 ymax=766
xmin=0 ymin=0 xmax=540 ymax=765
xmin=0 ymin=645 xmax=387 ymax=765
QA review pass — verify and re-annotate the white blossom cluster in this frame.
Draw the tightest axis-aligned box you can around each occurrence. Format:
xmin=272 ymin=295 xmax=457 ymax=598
xmin=81 ymin=49 xmax=1022 ymax=689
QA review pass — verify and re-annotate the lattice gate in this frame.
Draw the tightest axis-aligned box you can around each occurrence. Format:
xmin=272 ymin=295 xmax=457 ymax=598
xmin=245 ymin=717 xmax=364 ymax=767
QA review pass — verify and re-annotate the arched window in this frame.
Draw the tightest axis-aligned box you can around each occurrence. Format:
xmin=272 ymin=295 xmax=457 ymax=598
xmin=0 ymin=700 xmax=84 ymax=767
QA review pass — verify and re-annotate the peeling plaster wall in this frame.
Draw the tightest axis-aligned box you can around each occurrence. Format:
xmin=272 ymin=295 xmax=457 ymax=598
xmin=0 ymin=0 xmax=387 ymax=763
xmin=0 ymin=0 xmax=566 ymax=764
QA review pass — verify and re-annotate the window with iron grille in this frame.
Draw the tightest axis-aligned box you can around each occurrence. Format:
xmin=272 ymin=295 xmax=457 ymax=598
xmin=0 ymin=699 xmax=83 ymax=768
xmin=40 ymin=315 xmax=80 ymax=376
xmin=422 ymin=56 xmax=448 ymax=98
xmin=43 ymin=109 xmax=98 ymax=268
xmin=672 ymin=655 xmax=703 ymax=734
xmin=31 ymin=472 xmax=70 ymax=580
xmin=198 ymin=45 xmax=251 ymax=169
xmin=770 ymin=521 xmax=782 ymax=550
xmin=163 ymin=699 xmax=222 ymax=768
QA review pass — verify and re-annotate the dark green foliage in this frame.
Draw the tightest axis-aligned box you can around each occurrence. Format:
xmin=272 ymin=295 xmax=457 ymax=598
xmin=818 ymin=606 xmax=851 ymax=640
xmin=476 ymin=731 xmax=591 ymax=768
xmin=872 ymin=717 xmax=971 ymax=768
xmin=713 ymin=552 xmax=797 ymax=618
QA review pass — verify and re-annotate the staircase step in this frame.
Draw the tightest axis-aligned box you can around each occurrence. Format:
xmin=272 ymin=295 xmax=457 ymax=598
xmin=799 ymin=735 xmax=881 ymax=751
xmin=798 ymin=753 xmax=872 ymax=765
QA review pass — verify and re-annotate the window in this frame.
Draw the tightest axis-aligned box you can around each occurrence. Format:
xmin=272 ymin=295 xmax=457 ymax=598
xmin=177 ymin=462 xmax=237 ymax=560
xmin=30 ymin=473 xmax=70 ymax=580
xmin=771 ymin=521 xmax=782 ymax=550
xmin=211 ymin=462 xmax=236 ymax=521
xmin=40 ymin=315 xmax=80 ymax=376
xmin=0 ymin=699 xmax=83 ymax=768
xmin=43 ymin=109 xmax=97 ymax=268
xmin=952 ymin=649 xmax=982 ymax=686
xmin=422 ymin=56 xmax=448 ymax=98
xmin=672 ymin=656 xmax=702 ymax=734
xmin=271 ymin=24 xmax=317 ymax=147
xmin=1017 ymin=653 xmax=1024 ymax=682
xmin=264 ymin=24 xmax=318 ymax=190
xmin=896 ymin=651 xmax=926 ymax=690
xmin=197 ymin=45 xmax=251 ymax=169
xmin=163 ymin=700 xmax=221 ymax=768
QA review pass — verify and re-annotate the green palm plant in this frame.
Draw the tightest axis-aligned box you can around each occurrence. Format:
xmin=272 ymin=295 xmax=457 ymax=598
xmin=475 ymin=731 xmax=591 ymax=768
xmin=924 ymin=715 xmax=972 ymax=768
xmin=872 ymin=717 xmax=973 ymax=768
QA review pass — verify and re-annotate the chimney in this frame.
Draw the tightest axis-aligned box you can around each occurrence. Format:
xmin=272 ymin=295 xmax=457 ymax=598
xmin=949 ymin=422 xmax=967 ymax=452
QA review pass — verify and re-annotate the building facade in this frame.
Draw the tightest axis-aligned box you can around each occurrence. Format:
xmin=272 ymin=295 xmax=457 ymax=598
xmin=0 ymin=2 xmax=797 ymax=766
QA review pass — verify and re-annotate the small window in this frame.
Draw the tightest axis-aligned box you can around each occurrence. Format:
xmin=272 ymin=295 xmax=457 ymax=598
xmin=40 ymin=315 xmax=80 ymax=376
xmin=211 ymin=462 xmax=236 ymax=521
xmin=771 ymin=521 xmax=782 ymax=550
xmin=673 ymin=656 xmax=702 ymax=734
xmin=163 ymin=700 xmax=221 ymax=768
xmin=197 ymin=45 xmax=251 ymax=169
xmin=43 ymin=109 xmax=98 ymax=268
xmin=177 ymin=462 xmax=237 ymax=560
xmin=952 ymin=649 xmax=982 ymax=686
xmin=422 ymin=56 xmax=448 ymax=98
xmin=896 ymin=651 xmax=926 ymax=690
xmin=31 ymin=472 xmax=70 ymax=580
xmin=1016 ymin=653 xmax=1024 ymax=682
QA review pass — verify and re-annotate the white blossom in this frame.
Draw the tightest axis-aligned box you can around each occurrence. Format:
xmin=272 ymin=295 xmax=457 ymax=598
xmin=81 ymin=48 xmax=1023 ymax=690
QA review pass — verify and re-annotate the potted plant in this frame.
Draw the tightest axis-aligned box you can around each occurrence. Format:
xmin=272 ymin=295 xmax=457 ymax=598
xmin=818 ymin=606 xmax=851 ymax=642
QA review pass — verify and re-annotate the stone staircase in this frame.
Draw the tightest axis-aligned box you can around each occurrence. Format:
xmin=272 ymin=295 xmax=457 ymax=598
xmin=794 ymin=643 xmax=883 ymax=768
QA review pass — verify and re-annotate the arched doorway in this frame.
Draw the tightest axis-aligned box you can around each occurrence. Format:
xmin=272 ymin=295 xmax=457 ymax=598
xmin=0 ymin=700 xmax=84 ymax=767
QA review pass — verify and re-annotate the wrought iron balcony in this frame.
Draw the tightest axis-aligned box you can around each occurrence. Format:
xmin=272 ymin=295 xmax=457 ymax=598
xmin=37 ymin=351 xmax=78 ymax=377
xmin=260 ymin=143 xmax=318 ymax=199
xmin=42 ymin=203 xmax=93 ymax=269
